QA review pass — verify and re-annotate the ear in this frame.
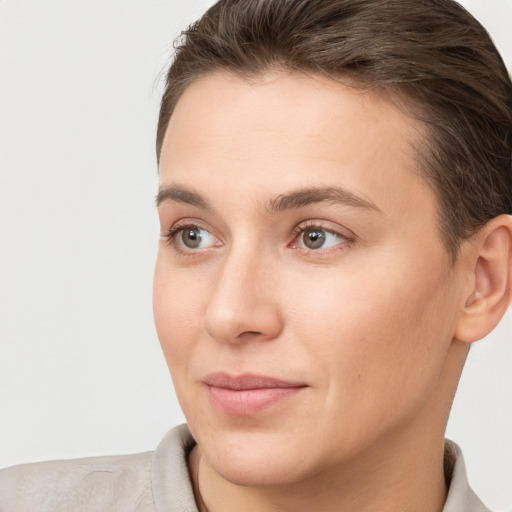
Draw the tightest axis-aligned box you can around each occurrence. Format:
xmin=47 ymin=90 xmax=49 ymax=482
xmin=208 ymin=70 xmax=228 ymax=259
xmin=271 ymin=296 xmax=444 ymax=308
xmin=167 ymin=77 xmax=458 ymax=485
xmin=455 ymin=214 xmax=512 ymax=343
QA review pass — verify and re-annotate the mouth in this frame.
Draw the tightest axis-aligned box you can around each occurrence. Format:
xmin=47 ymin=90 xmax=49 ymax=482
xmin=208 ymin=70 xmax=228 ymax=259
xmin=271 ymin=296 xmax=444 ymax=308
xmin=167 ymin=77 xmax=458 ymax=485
xmin=203 ymin=372 xmax=309 ymax=416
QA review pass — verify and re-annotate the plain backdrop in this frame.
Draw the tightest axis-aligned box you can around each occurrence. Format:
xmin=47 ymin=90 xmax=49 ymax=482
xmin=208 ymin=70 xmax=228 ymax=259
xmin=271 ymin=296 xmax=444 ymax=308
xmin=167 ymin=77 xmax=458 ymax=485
xmin=1 ymin=1 xmax=511 ymax=510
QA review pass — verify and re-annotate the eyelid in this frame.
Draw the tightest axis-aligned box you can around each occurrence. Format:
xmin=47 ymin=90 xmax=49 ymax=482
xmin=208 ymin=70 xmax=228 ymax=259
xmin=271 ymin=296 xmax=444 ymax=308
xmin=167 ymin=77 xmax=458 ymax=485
xmin=289 ymin=219 xmax=355 ymax=252
xmin=160 ymin=217 xmax=354 ymax=256
xmin=291 ymin=219 xmax=354 ymax=238
xmin=161 ymin=218 xmax=222 ymax=252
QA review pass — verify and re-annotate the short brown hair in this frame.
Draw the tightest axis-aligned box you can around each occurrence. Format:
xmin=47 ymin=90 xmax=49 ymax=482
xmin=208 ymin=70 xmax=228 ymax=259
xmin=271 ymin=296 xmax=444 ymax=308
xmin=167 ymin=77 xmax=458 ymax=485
xmin=157 ymin=0 xmax=512 ymax=257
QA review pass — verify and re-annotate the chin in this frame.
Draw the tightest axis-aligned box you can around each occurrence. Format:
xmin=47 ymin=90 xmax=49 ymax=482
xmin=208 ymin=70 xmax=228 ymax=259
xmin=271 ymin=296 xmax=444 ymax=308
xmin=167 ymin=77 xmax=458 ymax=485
xmin=194 ymin=423 xmax=325 ymax=487
xmin=209 ymin=449 xmax=309 ymax=487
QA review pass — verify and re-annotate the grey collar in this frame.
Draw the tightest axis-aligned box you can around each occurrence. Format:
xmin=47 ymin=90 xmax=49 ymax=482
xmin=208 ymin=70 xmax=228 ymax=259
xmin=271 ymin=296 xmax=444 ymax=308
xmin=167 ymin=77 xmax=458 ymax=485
xmin=151 ymin=425 xmax=490 ymax=512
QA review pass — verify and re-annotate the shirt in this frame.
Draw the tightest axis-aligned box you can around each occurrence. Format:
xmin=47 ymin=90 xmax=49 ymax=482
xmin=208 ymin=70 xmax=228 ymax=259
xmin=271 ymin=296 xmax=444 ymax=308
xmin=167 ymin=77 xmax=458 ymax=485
xmin=0 ymin=424 xmax=491 ymax=512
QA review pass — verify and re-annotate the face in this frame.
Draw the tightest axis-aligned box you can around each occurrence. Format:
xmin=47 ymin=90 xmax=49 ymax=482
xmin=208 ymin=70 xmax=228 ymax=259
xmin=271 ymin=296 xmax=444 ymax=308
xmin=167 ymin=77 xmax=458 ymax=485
xmin=154 ymin=71 xmax=466 ymax=487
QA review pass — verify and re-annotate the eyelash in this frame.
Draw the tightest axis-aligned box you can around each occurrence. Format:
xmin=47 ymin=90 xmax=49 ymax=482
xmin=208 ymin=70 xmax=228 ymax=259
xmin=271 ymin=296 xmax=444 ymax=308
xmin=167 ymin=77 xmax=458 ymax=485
xmin=289 ymin=220 xmax=353 ymax=254
xmin=162 ymin=220 xmax=216 ymax=256
xmin=161 ymin=220 xmax=354 ymax=256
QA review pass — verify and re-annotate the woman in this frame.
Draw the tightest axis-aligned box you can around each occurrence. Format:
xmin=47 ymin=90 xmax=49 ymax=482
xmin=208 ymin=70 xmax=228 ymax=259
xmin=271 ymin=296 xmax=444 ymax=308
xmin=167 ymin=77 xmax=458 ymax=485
xmin=1 ymin=1 xmax=511 ymax=511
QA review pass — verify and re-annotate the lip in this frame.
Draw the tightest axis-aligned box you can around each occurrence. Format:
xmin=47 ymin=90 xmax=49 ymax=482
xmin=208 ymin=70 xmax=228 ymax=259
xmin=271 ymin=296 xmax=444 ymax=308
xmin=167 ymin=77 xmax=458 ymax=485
xmin=203 ymin=372 xmax=308 ymax=416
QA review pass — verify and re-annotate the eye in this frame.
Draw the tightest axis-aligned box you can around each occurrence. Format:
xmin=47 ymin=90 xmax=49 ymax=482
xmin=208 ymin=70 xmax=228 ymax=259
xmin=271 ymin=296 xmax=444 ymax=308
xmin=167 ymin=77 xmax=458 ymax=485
xmin=299 ymin=227 xmax=342 ymax=250
xmin=167 ymin=225 xmax=219 ymax=250
xmin=292 ymin=224 xmax=349 ymax=251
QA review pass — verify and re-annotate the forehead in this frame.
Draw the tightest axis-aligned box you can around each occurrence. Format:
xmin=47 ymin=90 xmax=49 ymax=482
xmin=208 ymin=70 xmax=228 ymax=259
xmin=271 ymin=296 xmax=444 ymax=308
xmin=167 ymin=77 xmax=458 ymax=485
xmin=162 ymin=71 xmax=421 ymax=162
xmin=160 ymin=71 xmax=434 ymax=220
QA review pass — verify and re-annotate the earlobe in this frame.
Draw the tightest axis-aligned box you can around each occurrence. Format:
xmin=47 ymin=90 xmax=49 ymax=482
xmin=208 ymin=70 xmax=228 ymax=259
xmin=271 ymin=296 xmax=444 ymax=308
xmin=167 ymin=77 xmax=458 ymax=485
xmin=455 ymin=215 xmax=512 ymax=343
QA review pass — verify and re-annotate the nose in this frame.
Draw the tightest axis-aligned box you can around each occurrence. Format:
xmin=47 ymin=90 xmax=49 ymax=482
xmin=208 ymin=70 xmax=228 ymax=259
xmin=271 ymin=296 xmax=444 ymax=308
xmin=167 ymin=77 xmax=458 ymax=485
xmin=202 ymin=247 xmax=283 ymax=345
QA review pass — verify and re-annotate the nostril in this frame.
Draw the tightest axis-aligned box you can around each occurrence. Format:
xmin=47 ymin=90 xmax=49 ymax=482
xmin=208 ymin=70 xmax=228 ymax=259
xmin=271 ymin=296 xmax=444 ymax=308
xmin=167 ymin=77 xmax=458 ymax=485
xmin=202 ymin=278 xmax=283 ymax=344
xmin=231 ymin=330 xmax=268 ymax=344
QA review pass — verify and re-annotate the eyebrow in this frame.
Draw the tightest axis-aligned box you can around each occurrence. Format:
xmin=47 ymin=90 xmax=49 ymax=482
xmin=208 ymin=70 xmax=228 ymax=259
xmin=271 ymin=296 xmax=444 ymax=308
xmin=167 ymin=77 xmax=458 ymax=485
xmin=156 ymin=184 xmax=380 ymax=214
xmin=156 ymin=184 xmax=212 ymax=210
xmin=267 ymin=186 xmax=381 ymax=213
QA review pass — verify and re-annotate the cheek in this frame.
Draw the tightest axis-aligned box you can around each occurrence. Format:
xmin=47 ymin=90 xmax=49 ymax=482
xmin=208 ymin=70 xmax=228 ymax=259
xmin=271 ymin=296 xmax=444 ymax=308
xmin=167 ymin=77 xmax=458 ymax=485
xmin=153 ymin=255 xmax=207 ymax=375
xmin=286 ymin=257 xmax=457 ymax=421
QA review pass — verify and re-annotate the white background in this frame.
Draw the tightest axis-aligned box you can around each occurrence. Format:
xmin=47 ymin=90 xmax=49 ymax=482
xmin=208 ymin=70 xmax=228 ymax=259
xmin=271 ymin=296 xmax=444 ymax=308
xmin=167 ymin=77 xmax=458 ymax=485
xmin=1 ymin=1 xmax=511 ymax=510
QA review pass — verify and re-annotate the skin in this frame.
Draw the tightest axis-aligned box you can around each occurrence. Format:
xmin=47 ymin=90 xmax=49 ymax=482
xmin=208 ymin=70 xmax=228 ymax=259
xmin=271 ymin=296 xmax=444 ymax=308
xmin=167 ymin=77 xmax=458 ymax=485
xmin=153 ymin=71 xmax=510 ymax=512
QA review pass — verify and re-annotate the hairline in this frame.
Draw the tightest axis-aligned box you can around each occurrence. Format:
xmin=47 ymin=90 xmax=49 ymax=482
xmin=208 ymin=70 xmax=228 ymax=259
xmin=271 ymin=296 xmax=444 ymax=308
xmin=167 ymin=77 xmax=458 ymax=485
xmin=157 ymin=66 xmax=463 ymax=262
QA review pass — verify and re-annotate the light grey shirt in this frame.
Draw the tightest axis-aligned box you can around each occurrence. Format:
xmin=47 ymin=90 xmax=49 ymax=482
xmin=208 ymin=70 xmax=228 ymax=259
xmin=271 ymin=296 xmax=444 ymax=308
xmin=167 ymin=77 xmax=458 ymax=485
xmin=0 ymin=424 xmax=491 ymax=512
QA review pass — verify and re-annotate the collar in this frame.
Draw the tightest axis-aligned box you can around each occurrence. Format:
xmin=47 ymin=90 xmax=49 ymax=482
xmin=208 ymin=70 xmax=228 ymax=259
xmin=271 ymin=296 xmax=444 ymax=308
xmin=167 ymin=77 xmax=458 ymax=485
xmin=442 ymin=440 xmax=490 ymax=512
xmin=150 ymin=425 xmax=490 ymax=512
